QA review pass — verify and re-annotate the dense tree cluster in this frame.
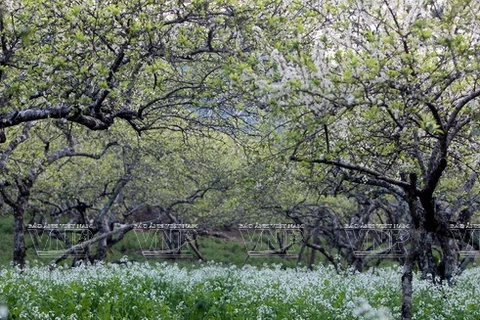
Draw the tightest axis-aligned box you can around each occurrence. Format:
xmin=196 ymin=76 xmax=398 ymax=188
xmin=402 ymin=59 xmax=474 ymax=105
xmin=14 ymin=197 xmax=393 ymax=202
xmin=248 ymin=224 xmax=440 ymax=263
xmin=1 ymin=0 xmax=480 ymax=318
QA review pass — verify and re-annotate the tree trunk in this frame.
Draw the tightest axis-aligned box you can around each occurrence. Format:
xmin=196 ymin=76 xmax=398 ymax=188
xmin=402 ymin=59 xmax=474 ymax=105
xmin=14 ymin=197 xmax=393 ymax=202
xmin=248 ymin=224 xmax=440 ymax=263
xmin=308 ymin=232 xmax=319 ymax=270
xmin=401 ymin=252 xmax=414 ymax=320
xmin=12 ymin=180 xmax=31 ymax=269
xmin=93 ymin=217 xmax=110 ymax=262
xmin=438 ymin=237 xmax=456 ymax=285
xmin=13 ymin=207 xmax=26 ymax=268
xmin=418 ymin=232 xmax=436 ymax=282
xmin=401 ymin=173 xmax=419 ymax=320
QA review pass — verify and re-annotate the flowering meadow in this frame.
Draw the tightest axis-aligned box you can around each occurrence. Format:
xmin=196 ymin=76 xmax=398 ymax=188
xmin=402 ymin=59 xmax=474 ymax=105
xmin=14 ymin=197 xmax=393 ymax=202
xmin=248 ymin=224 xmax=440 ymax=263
xmin=1 ymin=261 xmax=480 ymax=319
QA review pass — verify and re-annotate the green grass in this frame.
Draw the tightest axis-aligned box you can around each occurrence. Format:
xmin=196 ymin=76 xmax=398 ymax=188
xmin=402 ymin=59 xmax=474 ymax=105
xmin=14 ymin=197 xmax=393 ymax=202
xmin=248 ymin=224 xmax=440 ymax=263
xmin=0 ymin=216 xmax=13 ymax=265
xmin=2 ymin=262 xmax=480 ymax=319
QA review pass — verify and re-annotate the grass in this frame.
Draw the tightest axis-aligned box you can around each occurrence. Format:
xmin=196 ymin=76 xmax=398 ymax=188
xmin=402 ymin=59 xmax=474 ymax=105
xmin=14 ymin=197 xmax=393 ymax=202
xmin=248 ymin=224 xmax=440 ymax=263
xmin=0 ymin=216 xmax=13 ymax=264
xmin=1 ymin=261 xmax=480 ymax=319
xmin=2 ymin=217 xmax=480 ymax=319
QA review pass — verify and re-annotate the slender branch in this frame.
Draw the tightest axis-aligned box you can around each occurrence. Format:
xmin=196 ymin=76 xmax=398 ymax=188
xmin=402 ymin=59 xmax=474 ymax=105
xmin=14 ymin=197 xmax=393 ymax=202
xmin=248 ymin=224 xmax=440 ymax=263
xmin=48 ymin=224 xmax=135 ymax=267
xmin=344 ymin=175 xmax=405 ymax=197
xmin=447 ymin=89 xmax=480 ymax=130
xmin=46 ymin=141 xmax=118 ymax=164
xmin=290 ymin=155 xmax=410 ymax=190
xmin=166 ymin=183 xmax=224 ymax=212
xmin=98 ymin=172 xmax=133 ymax=218
xmin=0 ymin=122 xmax=34 ymax=169
xmin=91 ymin=44 xmax=127 ymax=115
xmin=412 ymin=130 xmax=427 ymax=178
xmin=425 ymin=102 xmax=445 ymax=132
xmin=0 ymin=184 xmax=16 ymax=208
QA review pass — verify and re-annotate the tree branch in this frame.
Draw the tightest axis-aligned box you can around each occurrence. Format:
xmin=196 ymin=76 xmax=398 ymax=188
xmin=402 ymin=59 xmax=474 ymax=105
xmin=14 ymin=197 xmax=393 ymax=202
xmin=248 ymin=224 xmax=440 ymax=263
xmin=0 ymin=122 xmax=34 ymax=169
xmin=290 ymin=155 xmax=410 ymax=190
xmin=0 ymin=106 xmax=115 ymax=130
xmin=447 ymin=89 xmax=480 ymax=131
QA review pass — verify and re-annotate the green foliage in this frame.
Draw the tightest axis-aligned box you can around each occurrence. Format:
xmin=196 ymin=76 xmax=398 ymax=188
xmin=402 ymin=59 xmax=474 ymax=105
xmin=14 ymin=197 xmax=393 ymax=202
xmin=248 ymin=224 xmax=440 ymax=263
xmin=2 ymin=262 xmax=480 ymax=319
xmin=229 ymin=0 xmax=480 ymax=208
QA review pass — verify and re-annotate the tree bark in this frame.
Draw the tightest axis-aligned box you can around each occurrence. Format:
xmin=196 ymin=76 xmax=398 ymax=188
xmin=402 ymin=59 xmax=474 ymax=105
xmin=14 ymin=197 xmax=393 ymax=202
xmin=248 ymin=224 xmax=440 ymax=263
xmin=401 ymin=251 xmax=415 ymax=320
xmin=11 ymin=179 xmax=32 ymax=269
xmin=401 ymin=173 xmax=419 ymax=320
xmin=438 ymin=236 xmax=456 ymax=285
xmin=308 ymin=232 xmax=318 ymax=270
xmin=92 ymin=217 xmax=110 ymax=262
xmin=13 ymin=207 xmax=26 ymax=268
